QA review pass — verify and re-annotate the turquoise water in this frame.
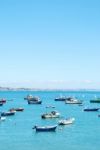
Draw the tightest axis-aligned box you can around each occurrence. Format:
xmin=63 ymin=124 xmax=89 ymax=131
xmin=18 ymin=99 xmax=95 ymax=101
xmin=0 ymin=90 xmax=100 ymax=150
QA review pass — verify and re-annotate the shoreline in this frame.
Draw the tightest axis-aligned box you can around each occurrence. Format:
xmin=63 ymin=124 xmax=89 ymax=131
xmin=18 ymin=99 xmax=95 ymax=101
xmin=0 ymin=87 xmax=100 ymax=92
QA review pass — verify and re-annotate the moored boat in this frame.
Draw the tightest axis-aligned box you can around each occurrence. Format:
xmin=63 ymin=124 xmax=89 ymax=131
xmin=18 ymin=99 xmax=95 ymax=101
xmin=41 ymin=111 xmax=60 ymax=119
xmin=26 ymin=95 xmax=42 ymax=104
xmin=9 ymin=107 xmax=24 ymax=112
xmin=90 ymin=98 xmax=100 ymax=103
xmin=28 ymin=100 xmax=42 ymax=104
xmin=65 ymin=97 xmax=82 ymax=104
xmin=15 ymin=108 xmax=24 ymax=111
xmin=24 ymin=95 xmax=40 ymax=101
xmin=58 ymin=117 xmax=75 ymax=125
xmin=55 ymin=96 xmax=67 ymax=101
xmin=83 ymin=108 xmax=99 ymax=111
xmin=1 ymin=111 xmax=15 ymax=116
xmin=32 ymin=125 xmax=57 ymax=132
xmin=0 ymin=99 xmax=6 ymax=103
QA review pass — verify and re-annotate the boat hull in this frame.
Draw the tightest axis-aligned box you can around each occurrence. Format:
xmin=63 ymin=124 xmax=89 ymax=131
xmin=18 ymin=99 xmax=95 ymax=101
xmin=90 ymin=100 xmax=100 ymax=103
xmin=1 ymin=112 xmax=15 ymax=116
xmin=28 ymin=100 xmax=42 ymax=104
xmin=33 ymin=125 xmax=57 ymax=132
xmin=9 ymin=108 xmax=24 ymax=112
xmin=55 ymin=98 xmax=66 ymax=101
xmin=65 ymin=101 xmax=82 ymax=104
xmin=84 ymin=108 xmax=99 ymax=111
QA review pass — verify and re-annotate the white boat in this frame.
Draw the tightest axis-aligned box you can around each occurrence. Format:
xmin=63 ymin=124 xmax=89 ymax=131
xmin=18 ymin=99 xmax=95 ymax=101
xmin=65 ymin=97 xmax=82 ymax=104
xmin=0 ymin=117 xmax=6 ymax=121
xmin=41 ymin=111 xmax=60 ymax=119
xmin=58 ymin=117 xmax=75 ymax=125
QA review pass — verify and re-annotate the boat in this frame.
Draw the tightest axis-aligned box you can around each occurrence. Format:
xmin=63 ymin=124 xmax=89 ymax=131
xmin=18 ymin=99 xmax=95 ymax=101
xmin=25 ymin=95 xmax=42 ymax=104
xmin=15 ymin=108 xmax=24 ymax=111
xmin=58 ymin=117 xmax=75 ymax=125
xmin=0 ymin=99 xmax=6 ymax=103
xmin=83 ymin=108 xmax=99 ymax=111
xmin=0 ymin=116 xmax=6 ymax=121
xmin=1 ymin=111 xmax=15 ymax=116
xmin=90 ymin=98 xmax=100 ymax=103
xmin=55 ymin=96 xmax=67 ymax=101
xmin=41 ymin=111 xmax=60 ymax=119
xmin=9 ymin=109 xmax=16 ymax=113
xmin=0 ymin=103 xmax=3 ymax=106
xmin=24 ymin=95 xmax=40 ymax=101
xmin=65 ymin=97 xmax=82 ymax=104
xmin=32 ymin=125 xmax=57 ymax=132
xmin=9 ymin=107 xmax=24 ymax=112
xmin=28 ymin=100 xmax=42 ymax=104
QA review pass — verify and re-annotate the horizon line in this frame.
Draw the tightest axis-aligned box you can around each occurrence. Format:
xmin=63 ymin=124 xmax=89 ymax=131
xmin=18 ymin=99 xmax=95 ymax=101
xmin=0 ymin=86 xmax=100 ymax=91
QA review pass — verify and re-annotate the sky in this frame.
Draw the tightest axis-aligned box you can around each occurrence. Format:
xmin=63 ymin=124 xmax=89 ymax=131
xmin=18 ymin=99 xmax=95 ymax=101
xmin=0 ymin=0 xmax=100 ymax=89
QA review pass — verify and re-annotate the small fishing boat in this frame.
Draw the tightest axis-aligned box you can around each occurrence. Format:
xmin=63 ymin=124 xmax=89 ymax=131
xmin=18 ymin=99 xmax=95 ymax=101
xmin=24 ymin=95 xmax=40 ymax=101
xmin=83 ymin=108 xmax=99 ymax=111
xmin=0 ymin=99 xmax=6 ymax=103
xmin=9 ymin=107 xmax=24 ymax=112
xmin=41 ymin=111 xmax=60 ymax=119
xmin=55 ymin=96 xmax=67 ymax=101
xmin=15 ymin=108 xmax=24 ymax=111
xmin=0 ymin=103 xmax=3 ymax=106
xmin=58 ymin=117 xmax=75 ymax=125
xmin=0 ymin=116 xmax=6 ymax=121
xmin=26 ymin=95 xmax=42 ymax=104
xmin=65 ymin=97 xmax=82 ymax=104
xmin=1 ymin=111 xmax=15 ymax=116
xmin=32 ymin=125 xmax=57 ymax=132
xmin=28 ymin=100 xmax=42 ymax=104
xmin=90 ymin=98 xmax=100 ymax=103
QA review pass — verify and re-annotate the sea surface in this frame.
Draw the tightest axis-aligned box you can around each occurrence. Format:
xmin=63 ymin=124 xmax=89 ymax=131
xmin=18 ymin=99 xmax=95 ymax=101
xmin=0 ymin=90 xmax=100 ymax=150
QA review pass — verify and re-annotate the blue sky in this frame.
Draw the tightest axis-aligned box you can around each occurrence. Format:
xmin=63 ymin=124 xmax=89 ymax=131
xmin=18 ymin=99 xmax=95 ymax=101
xmin=0 ymin=0 xmax=100 ymax=89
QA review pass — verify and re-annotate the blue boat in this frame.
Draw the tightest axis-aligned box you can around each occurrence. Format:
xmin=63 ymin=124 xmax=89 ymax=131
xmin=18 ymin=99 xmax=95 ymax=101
xmin=33 ymin=125 xmax=57 ymax=132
